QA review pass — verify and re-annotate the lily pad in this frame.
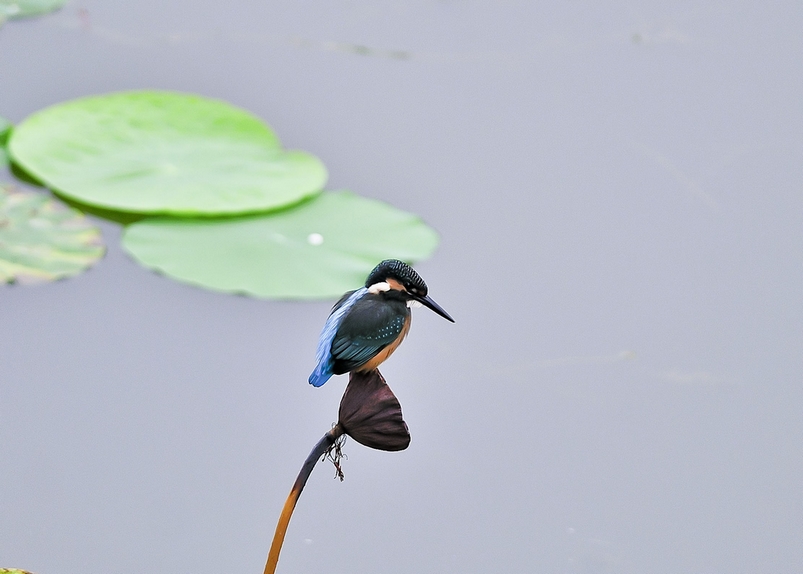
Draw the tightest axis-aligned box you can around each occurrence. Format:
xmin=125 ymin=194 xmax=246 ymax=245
xmin=121 ymin=190 xmax=439 ymax=299
xmin=0 ymin=0 xmax=64 ymax=19
xmin=0 ymin=116 xmax=11 ymax=168
xmin=0 ymin=185 xmax=105 ymax=284
xmin=0 ymin=116 xmax=10 ymax=142
xmin=8 ymin=91 xmax=327 ymax=215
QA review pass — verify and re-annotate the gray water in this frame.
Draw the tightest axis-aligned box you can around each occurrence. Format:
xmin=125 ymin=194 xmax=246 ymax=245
xmin=2 ymin=2 xmax=802 ymax=573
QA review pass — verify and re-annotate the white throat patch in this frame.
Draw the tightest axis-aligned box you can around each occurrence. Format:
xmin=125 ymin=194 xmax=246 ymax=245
xmin=367 ymin=281 xmax=391 ymax=294
xmin=407 ymin=300 xmax=423 ymax=308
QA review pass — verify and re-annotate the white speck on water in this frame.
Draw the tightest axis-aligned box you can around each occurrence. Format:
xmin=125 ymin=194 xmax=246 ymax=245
xmin=303 ymin=538 xmax=313 ymax=545
xmin=566 ymin=527 xmax=575 ymax=535
xmin=307 ymin=233 xmax=324 ymax=245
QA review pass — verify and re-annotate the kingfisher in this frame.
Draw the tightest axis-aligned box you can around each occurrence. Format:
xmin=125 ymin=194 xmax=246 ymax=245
xmin=309 ymin=259 xmax=454 ymax=387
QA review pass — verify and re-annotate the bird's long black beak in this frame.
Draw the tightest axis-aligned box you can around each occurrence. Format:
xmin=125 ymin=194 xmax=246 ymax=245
xmin=412 ymin=293 xmax=455 ymax=323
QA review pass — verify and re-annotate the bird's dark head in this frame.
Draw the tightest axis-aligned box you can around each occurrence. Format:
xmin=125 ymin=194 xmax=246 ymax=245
xmin=364 ymin=259 xmax=454 ymax=322
xmin=365 ymin=259 xmax=428 ymax=296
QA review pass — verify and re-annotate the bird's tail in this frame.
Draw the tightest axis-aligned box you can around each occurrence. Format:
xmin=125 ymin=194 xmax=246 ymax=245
xmin=308 ymin=363 xmax=332 ymax=387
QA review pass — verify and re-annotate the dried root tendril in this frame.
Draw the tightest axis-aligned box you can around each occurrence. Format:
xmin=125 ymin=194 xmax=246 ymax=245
xmin=323 ymin=432 xmax=347 ymax=481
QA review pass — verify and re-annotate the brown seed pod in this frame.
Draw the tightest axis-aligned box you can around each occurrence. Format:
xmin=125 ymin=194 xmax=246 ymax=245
xmin=338 ymin=369 xmax=410 ymax=451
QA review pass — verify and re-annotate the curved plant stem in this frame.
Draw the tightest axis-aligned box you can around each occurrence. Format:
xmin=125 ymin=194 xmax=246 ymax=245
xmin=263 ymin=425 xmax=345 ymax=574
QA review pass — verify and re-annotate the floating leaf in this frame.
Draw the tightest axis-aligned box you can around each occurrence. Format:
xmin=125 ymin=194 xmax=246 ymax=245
xmin=0 ymin=185 xmax=105 ymax=284
xmin=0 ymin=0 xmax=64 ymax=19
xmin=9 ymin=91 xmax=327 ymax=215
xmin=0 ymin=116 xmax=10 ymax=142
xmin=121 ymin=190 xmax=439 ymax=299
xmin=0 ymin=116 xmax=11 ymax=168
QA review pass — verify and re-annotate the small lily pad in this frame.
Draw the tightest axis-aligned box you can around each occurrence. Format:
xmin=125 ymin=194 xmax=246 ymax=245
xmin=0 ymin=116 xmax=10 ymax=142
xmin=121 ymin=190 xmax=439 ymax=299
xmin=9 ymin=91 xmax=327 ymax=215
xmin=0 ymin=185 xmax=105 ymax=284
xmin=1 ymin=116 xmax=11 ymax=168
xmin=0 ymin=0 xmax=64 ymax=19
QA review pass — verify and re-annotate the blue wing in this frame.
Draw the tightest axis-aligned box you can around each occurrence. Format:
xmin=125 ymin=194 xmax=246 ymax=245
xmin=308 ymin=288 xmax=366 ymax=387
xmin=329 ymin=295 xmax=408 ymax=374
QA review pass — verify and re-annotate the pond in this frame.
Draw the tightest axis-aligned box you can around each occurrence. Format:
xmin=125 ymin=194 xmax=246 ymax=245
xmin=2 ymin=2 xmax=802 ymax=573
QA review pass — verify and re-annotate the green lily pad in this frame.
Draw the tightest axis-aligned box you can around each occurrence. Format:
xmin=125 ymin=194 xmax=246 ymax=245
xmin=121 ymin=190 xmax=439 ymax=299
xmin=0 ymin=116 xmax=10 ymax=142
xmin=0 ymin=116 xmax=11 ymax=168
xmin=8 ymin=91 xmax=327 ymax=215
xmin=0 ymin=185 xmax=105 ymax=284
xmin=0 ymin=0 xmax=64 ymax=19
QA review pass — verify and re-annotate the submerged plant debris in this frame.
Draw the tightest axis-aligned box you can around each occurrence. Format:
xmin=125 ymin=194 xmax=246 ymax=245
xmin=8 ymin=91 xmax=327 ymax=215
xmin=0 ymin=0 xmax=64 ymax=19
xmin=0 ymin=185 xmax=105 ymax=284
xmin=121 ymin=190 xmax=439 ymax=299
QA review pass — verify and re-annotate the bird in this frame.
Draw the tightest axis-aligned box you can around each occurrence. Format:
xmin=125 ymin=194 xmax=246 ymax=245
xmin=309 ymin=259 xmax=454 ymax=387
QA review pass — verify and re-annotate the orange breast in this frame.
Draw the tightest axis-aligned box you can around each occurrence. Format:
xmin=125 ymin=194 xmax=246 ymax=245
xmin=356 ymin=313 xmax=412 ymax=372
